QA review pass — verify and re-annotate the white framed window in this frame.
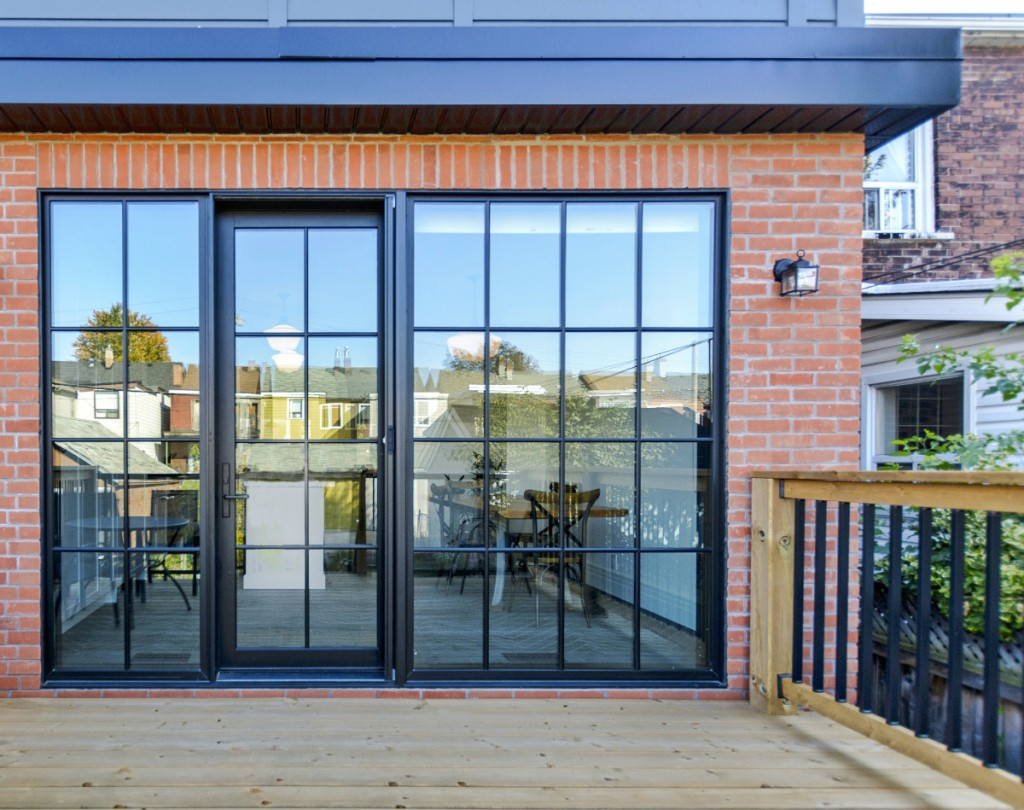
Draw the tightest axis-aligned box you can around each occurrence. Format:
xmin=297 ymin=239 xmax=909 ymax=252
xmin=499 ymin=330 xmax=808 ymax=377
xmin=868 ymin=374 xmax=966 ymax=468
xmin=287 ymin=397 xmax=304 ymax=420
xmin=863 ymin=121 xmax=936 ymax=237
xmin=93 ymin=389 xmax=120 ymax=419
xmin=321 ymin=402 xmax=342 ymax=430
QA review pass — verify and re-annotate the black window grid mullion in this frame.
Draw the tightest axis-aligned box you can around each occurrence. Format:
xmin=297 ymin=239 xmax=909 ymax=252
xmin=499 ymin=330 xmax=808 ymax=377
xmin=557 ymin=200 xmax=567 ymax=671
xmin=120 ymin=200 xmax=133 ymax=671
xmin=303 ymin=229 xmax=311 ymax=651
xmin=482 ymin=202 xmax=491 ymax=670
xmin=632 ymin=201 xmax=643 ymax=671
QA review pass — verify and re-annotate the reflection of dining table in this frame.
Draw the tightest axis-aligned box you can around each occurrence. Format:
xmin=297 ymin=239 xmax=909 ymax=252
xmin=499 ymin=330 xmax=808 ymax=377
xmin=435 ymin=492 xmax=628 ymax=605
xmin=68 ymin=515 xmax=191 ymax=608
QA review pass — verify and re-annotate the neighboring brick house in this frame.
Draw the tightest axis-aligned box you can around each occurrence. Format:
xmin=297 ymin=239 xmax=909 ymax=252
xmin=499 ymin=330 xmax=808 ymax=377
xmin=0 ymin=3 xmax=959 ymax=696
xmin=860 ymin=13 xmax=1024 ymax=469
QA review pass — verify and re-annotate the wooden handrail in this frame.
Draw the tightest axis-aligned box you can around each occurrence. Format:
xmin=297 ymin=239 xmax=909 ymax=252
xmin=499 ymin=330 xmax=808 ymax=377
xmin=753 ymin=470 xmax=1024 ymax=513
xmin=749 ymin=469 xmax=1024 ymax=808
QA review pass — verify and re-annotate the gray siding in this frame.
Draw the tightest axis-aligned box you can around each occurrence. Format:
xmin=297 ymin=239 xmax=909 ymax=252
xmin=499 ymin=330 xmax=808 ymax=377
xmin=0 ymin=0 xmax=864 ymax=27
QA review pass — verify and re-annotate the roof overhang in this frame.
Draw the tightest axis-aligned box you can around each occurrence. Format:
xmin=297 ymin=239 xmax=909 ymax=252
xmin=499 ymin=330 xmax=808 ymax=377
xmin=0 ymin=25 xmax=961 ymax=147
xmin=863 ymin=279 xmax=1020 ymax=323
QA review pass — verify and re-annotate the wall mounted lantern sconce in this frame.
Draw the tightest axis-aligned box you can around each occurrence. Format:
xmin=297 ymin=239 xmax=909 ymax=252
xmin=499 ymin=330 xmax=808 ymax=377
xmin=773 ymin=249 xmax=819 ymax=296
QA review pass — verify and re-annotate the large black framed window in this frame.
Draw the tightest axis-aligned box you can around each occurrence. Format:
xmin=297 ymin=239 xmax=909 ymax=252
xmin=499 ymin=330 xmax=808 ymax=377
xmin=43 ymin=196 xmax=205 ymax=676
xmin=408 ymin=196 xmax=725 ymax=680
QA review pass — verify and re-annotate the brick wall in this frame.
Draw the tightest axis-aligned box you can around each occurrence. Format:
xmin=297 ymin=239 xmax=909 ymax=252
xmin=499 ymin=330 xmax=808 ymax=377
xmin=0 ymin=132 xmax=864 ymax=697
xmin=863 ymin=38 xmax=1024 ymax=282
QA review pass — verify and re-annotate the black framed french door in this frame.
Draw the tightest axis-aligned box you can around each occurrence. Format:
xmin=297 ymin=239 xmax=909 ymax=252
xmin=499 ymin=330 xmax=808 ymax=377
xmin=215 ymin=205 xmax=389 ymax=671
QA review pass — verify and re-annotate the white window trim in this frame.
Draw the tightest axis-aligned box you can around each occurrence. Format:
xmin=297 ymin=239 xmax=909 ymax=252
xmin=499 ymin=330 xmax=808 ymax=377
xmin=321 ymin=402 xmax=342 ymax=430
xmin=287 ymin=397 xmax=304 ymax=420
xmin=863 ymin=120 xmax=944 ymax=239
xmin=861 ymin=367 xmax=975 ymax=469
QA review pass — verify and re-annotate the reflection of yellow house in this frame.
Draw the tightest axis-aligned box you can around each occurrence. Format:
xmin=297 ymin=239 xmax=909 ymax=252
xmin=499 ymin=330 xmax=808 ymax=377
xmin=239 ymin=365 xmax=379 ymax=441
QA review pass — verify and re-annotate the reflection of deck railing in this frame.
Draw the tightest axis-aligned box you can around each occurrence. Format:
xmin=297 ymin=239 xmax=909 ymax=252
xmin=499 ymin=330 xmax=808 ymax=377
xmin=750 ymin=471 xmax=1024 ymax=809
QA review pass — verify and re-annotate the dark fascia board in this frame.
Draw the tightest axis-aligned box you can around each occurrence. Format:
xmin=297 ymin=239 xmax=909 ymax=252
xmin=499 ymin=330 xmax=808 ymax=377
xmin=0 ymin=25 xmax=961 ymax=105
xmin=0 ymin=25 xmax=961 ymax=140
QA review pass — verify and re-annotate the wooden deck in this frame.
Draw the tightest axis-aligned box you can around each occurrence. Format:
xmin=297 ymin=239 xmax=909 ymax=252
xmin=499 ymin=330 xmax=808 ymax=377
xmin=0 ymin=697 xmax=1015 ymax=809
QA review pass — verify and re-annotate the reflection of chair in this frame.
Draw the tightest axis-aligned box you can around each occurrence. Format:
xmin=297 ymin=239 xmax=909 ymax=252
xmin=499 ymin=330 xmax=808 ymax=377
xmin=524 ymin=487 xmax=600 ymax=627
xmin=150 ymin=489 xmax=200 ymax=603
xmin=431 ymin=480 xmax=489 ymax=594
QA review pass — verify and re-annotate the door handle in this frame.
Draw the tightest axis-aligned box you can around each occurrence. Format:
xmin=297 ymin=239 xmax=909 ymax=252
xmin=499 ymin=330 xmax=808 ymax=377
xmin=221 ymin=462 xmax=249 ymax=518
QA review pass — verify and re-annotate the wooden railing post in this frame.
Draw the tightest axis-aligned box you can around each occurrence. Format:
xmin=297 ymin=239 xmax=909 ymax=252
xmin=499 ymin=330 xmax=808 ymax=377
xmin=750 ymin=475 xmax=796 ymax=715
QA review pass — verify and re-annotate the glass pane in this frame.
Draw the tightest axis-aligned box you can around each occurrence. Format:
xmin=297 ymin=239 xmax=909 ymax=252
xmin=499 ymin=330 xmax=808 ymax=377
xmin=565 ymin=442 xmax=634 ymax=550
xmin=565 ymin=333 xmax=636 ymax=439
xmin=309 ymin=444 xmax=379 ymax=547
xmin=881 ymin=188 xmax=915 ymax=232
xmin=414 ymin=331 xmax=484 ymax=438
xmin=414 ymin=203 xmax=485 ymax=328
xmin=308 ymin=338 xmax=377 ymax=440
xmin=236 ymin=442 xmax=305 ymax=548
xmin=127 ymin=202 xmax=200 ymax=328
xmin=308 ymin=228 xmax=378 ymax=333
xmin=640 ymin=332 xmax=713 ymax=439
xmin=127 ymin=550 xmax=199 ymax=670
xmin=234 ymin=228 xmax=305 ymax=333
xmin=640 ymin=552 xmax=710 ymax=670
xmin=488 ymin=332 xmax=560 ymax=439
xmin=864 ymin=189 xmax=880 ymax=231
xmin=565 ymin=203 xmax=636 ymax=327
xmin=236 ymin=336 xmax=306 ymax=440
xmin=642 ymin=202 xmax=713 ymax=328
xmin=125 ymin=332 xmax=200 ymax=439
xmin=565 ymin=552 xmax=634 ymax=670
xmin=488 ymin=552 xmax=558 ymax=669
xmin=236 ymin=549 xmax=306 ymax=648
xmin=53 ymin=551 xmax=123 ymax=669
xmin=413 ymin=550 xmax=483 ymax=669
xmin=865 ymin=131 xmax=915 ymax=183
xmin=490 ymin=203 xmax=561 ymax=328
xmin=50 ymin=201 xmax=123 ymax=328
xmin=414 ymin=442 xmax=484 ymax=549
xmin=51 ymin=332 xmax=124 ymax=438
xmin=641 ymin=443 xmax=707 ymax=549
xmin=51 ymin=448 xmax=125 ymax=552
xmin=311 ymin=549 xmax=378 ymax=647
xmin=490 ymin=442 xmax=559 ymax=550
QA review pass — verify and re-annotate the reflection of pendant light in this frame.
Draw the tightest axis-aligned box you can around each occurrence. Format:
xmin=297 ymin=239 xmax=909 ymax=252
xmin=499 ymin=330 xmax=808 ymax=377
xmin=267 ymin=293 xmax=304 ymax=371
xmin=446 ymin=332 xmax=501 ymax=363
xmin=268 ymin=325 xmax=303 ymax=372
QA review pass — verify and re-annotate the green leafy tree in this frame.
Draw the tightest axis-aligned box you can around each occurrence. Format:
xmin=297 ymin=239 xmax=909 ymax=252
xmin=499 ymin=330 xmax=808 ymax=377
xmin=73 ymin=303 xmax=170 ymax=363
xmin=886 ymin=252 xmax=1024 ymax=639
xmin=897 ymin=252 xmax=1024 ymax=465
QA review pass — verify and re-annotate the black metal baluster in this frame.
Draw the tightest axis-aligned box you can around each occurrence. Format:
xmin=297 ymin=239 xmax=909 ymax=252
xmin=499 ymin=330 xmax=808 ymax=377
xmin=836 ymin=502 xmax=850 ymax=703
xmin=886 ymin=505 xmax=903 ymax=724
xmin=982 ymin=511 xmax=1002 ymax=768
xmin=792 ymin=499 xmax=806 ymax=684
xmin=813 ymin=500 xmax=827 ymax=693
xmin=914 ymin=508 xmax=933 ymax=738
xmin=946 ymin=509 xmax=966 ymax=752
xmin=859 ymin=503 xmax=876 ymax=714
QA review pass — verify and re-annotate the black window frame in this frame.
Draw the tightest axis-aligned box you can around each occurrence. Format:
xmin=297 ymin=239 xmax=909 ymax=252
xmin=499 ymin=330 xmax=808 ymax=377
xmin=400 ymin=191 xmax=729 ymax=687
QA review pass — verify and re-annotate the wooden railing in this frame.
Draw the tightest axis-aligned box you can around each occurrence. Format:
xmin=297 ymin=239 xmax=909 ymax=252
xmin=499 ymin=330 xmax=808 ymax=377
xmin=750 ymin=471 xmax=1024 ymax=809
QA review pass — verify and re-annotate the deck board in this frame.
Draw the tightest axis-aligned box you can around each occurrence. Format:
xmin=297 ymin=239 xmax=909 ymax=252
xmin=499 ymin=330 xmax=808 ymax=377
xmin=0 ymin=698 xmax=1015 ymax=809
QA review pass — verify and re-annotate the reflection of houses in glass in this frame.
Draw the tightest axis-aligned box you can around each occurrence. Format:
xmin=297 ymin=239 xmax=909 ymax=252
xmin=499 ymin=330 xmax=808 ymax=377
xmin=233 ymin=363 xmax=378 ymax=441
